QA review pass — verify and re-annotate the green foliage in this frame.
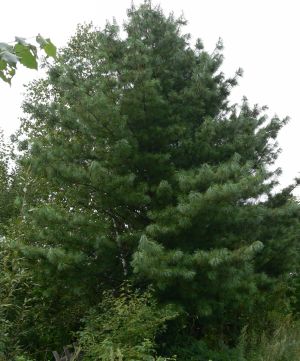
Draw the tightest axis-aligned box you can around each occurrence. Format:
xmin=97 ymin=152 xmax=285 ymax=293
xmin=237 ymin=316 xmax=300 ymax=361
xmin=78 ymin=285 xmax=177 ymax=360
xmin=1 ymin=1 xmax=299 ymax=359
xmin=0 ymin=130 xmax=16 ymax=237
xmin=36 ymin=34 xmax=57 ymax=58
xmin=167 ymin=339 xmax=240 ymax=361
xmin=0 ymin=35 xmax=56 ymax=84
xmin=0 ymin=241 xmax=35 ymax=360
xmin=14 ymin=356 xmax=36 ymax=361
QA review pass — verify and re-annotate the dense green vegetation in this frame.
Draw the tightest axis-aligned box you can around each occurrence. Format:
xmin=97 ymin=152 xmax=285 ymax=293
xmin=1 ymin=2 xmax=300 ymax=360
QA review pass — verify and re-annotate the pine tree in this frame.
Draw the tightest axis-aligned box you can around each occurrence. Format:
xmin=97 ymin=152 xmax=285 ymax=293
xmin=14 ymin=1 xmax=300 ymax=354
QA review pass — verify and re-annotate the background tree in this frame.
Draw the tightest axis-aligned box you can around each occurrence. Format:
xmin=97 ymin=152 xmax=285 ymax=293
xmin=3 ymin=1 xmax=300 ymax=359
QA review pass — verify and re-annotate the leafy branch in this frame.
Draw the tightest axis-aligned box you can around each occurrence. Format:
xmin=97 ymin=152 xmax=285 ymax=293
xmin=0 ymin=34 xmax=56 ymax=84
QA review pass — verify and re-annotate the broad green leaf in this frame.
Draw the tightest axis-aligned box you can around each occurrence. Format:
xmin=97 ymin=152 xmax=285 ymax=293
xmin=16 ymin=36 xmax=38 ymax=56
xmin=36 ymin=34 xmax=48 ymax=47
xmin=0 ymin=51 xmax=18 ymax=65
xmin=14 ymin=43 xmax=38 ymax=70
xmin=36 ymin=34 xmax=56 ymax=58
xmin=43 ymin=41 xmax=56 ymax=58
xmin=9 ymin=67 xmax=16 ymax=77
xmin=29 ymin=43 xmax=38 ymax=57
xmin=0 ymin=59 xmax=6 ymax=70
xmin=0 ymin=70 xmax=10 ymax=84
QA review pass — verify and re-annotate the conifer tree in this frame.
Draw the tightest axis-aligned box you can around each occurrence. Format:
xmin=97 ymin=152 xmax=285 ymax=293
xmin=14 ymin=1 xmax=300 ymax=353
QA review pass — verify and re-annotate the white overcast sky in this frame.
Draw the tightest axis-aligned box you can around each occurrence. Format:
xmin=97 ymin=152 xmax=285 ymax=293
xmin=1 ymin=0 xmax=299 ymax=195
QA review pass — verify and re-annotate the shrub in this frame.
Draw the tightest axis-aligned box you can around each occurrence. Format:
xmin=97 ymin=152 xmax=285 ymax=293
xmin=78 ymin=285 xmax=178 ymax=360
xmin=238 ymin=316 xmax=300 ymax=361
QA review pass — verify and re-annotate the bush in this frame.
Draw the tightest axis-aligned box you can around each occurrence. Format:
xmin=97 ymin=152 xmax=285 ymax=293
xmin=14 ymin=356 xmax=36 ymax=361
xmin=78 ymin=285 xmax=178 ymax=360
xmin=0 ymin=243 xmax=35 ymax=361
xmin=238 ymin=316 xmax=300 ymax=361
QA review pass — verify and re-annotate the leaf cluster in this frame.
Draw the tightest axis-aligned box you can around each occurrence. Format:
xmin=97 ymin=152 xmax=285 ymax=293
xmin=0 ymin=35 xmax=56 ymax=84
